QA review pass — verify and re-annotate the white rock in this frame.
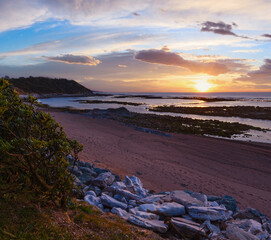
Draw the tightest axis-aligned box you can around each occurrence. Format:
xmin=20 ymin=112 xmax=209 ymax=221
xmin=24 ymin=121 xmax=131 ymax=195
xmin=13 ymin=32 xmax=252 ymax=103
xmin=188 ymin=206 xmax=232 ymax=221
xmin=140 ymin=194 xmax=167 ymax=204
xmin=92 ymin=172 xmax=115 ymax=188
xmin=138 ymin=204 xmax=157 ymax=212
xmin=171 ymin=217 xmax=206 ymax=238
xmin=135 ymin=211 xmax=159 ymax=220
xmin=110 ymin=181 xmax=126 ymax=189
xmin=100 ymin=193 xmax=127 ymax=210
xmin=229 ymin=219 xmax=263 ymax=235
xmin=128 ymin=215 xmax=168 ymax=233
xmin=226 ymin=224 xmax=259 ymax=240
xmin=84 ymin=195 xmax=100 ymax=206
xmin=156 ymin=202 xmax=185 ymax=216
xmin=170 ymin=190 xmax=204 ymax=207
xmin=111 ymin=207 xmax=129 ymax=220
xmin=85 ymin=190 xmax=96 ymax=197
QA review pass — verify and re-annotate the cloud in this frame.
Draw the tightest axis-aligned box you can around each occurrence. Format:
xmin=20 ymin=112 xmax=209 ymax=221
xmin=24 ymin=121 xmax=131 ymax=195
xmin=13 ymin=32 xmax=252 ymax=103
xmin=262 ymin=34 xmax=271 ymax=38
xmin=200 ymin=21 xmax=252 ymax=39
xmin=45 ymin=54 xmax=101 ymax=66
xmin=201 ymin=21 xmax=238 ymax=36
xmin=236 ymin=59 xmax=271 ymax=83
xmin=134 ymin=49 xmax=228 ymax=75
xmin=233 ymin=49 xmax=262 ymax=53
xmin=118 ymin=64 xmax=127 ymax=68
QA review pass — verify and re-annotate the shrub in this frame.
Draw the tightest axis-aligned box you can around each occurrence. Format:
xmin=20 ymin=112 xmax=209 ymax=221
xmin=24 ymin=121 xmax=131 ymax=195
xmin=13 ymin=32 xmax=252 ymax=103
xmin=0 ymin=79 xmax=83 ymax=206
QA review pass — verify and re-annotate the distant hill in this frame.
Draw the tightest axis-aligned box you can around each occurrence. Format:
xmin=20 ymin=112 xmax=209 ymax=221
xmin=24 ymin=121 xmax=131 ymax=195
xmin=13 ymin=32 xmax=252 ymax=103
xmin=7 ymin=76 xmax=93 ymax=97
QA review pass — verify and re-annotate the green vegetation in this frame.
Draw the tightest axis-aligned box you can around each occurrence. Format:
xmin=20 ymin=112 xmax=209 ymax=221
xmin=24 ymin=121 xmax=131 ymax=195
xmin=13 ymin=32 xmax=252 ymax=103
xmin=0 ymin=196 xmax=162 ymax=240
xmin=0 ymin=79 xmax=163 ymax=239
xmin=75 ymin=99 xmax=143 ymax=106
xmin=150 ymin=105 xmax=271 ymax=120
xmin=7 ymin=76 xmax=92 ymax=95
xmin=120 ymin=113 xmax=265 ymax=138
xmin=0 ymin=78 xmax=82 ymax=206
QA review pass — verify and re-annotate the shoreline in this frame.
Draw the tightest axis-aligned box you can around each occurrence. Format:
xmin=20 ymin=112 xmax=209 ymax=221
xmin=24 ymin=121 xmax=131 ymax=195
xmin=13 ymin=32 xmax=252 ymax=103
xmin=47 ymin=109 xmax=271 ymax=217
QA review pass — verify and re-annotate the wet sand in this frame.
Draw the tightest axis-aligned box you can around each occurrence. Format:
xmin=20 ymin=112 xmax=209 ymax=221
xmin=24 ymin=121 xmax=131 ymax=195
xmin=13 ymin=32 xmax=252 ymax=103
xmin=50 ymin=111 xmax=271 ymax=217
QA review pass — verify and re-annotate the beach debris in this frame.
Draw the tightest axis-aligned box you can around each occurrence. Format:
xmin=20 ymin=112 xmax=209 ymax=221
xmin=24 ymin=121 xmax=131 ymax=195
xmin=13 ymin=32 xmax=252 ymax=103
xmin=68 ymin=158 xmax=271 ymax=239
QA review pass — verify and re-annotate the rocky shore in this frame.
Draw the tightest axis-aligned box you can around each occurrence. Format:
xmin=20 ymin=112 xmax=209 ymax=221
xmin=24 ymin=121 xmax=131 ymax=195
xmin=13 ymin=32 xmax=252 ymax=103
xmin=68 ymin=156 xmax=271 ymax=240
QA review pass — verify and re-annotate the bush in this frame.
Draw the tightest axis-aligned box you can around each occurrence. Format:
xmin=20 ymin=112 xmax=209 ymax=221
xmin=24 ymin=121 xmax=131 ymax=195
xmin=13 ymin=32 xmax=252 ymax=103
xmin=0 ymin=79 xmax=83 ymax=206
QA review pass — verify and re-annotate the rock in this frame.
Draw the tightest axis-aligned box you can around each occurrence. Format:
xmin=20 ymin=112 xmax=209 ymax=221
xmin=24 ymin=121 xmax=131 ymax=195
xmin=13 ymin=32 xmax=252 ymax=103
xmin=110 ymin=181 xmax=126 ymax=189
xmin=256 ymin=231 xmax=270 ymax=240
xmin=93 ymin=167 xmax=110 ymax=175
xmin=202 ymin=220 xmax=221 ymax=238
xmin=135 ymin=211 xmax=159 ymax=220
xmin=128 ymin=200 xmax=137 ymax=207
xmin=68 ymin=166 xmax=82 ymax=177
xmin=129 ymin=176 xmax=147 ymax=197
xmin=156 ymin=202 xmax=185 ymax=217
xmin=79 ymin=167 xmax=96 ymax=175
xmin=234 ymin=208 xmax=266 ymax=223
xmin=216 ymin=195 xmax=239 ymax=213
xmin=84 ymin=162 xmax=92 ymax=168
xmin=84 ymin=195 xmax=100 ymax=206
xmin=170 ymin=190 xmax=204 ymax=207
xmin=190 ymin=192 xmax=208 ymax=206
xmin=88 ymin=185 xmax=102 ymax=196
xmin=114 ymin=194 xmax=127 ymax=204
xmin=226 ymin=224 xmax=259 ymax=240
xmin=208 ymin=201 xmax=220 ymax=207
xmin=140 ymin=194 xmax=167 ymax=204
xmin=114 ymin=188 xmax=140 ymax=201
xmin=111 ymin=207 xmax=129 ymax=220
xmin=112 ymin=173 xmax=121 ymax=182
xmin=171 ymin=217 xmax=206 ymax=239
xmin=100 ymin=193 xmax=127 ymax=210
xmin=78 ymin=173 xmax=94 ymax=185
xmin=229 ymin=219 xmax=263 ymax=235
xmin=92 ymin=172 xmax=115 ymax=188
xmin=188 ymin=206 xmax=232 ymax=221
xmin=85 ymin=190 xmax=96 ymax=197
xmin=128 ymin=215 xmax=168 ymax=233
xmin=138 ymin=204 xmax=157 ymax=212
xmin=73 ymin=176 xmax=83 ymax=187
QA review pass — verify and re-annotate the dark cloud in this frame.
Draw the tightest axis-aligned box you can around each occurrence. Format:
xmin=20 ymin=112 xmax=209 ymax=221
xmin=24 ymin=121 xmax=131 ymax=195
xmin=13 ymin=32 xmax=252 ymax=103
xmin=200 ymin=21 xmax=252 ymax=39
xmin=134 ymin=49 xmax=228 ymax=75
xmin=45 ymin=54 xmax=100 ymax=66
xmin=201 ymin=21 xmax=238 ymax=36
xmin=262 ymin=34 xmax=271 ymax=38
xmin=133 ymin=12 xmax=140 ymax=16
xmin=236 ymin=59 xmax=271 ymax=83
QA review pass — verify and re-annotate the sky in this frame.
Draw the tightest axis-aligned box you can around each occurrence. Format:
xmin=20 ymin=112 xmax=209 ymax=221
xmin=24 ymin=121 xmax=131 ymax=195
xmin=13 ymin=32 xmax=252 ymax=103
xmin=0 ymin=0 xmax=271 ymax=92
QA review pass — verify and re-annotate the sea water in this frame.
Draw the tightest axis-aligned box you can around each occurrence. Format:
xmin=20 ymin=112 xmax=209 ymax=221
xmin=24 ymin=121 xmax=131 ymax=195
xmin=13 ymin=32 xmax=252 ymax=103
xmin=39 ymin=92 xmax=271 ymax=143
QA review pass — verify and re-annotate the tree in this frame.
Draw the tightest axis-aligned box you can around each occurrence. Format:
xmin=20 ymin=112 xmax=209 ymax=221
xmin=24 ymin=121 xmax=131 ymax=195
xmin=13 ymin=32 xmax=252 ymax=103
xmin=0 ymin=79 xmax=82 ymax=206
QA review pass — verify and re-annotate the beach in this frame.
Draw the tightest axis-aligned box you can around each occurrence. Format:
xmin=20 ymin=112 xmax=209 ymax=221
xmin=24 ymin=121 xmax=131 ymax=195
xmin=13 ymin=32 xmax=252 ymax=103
xmin=50 ymin=110 xmax=271 ymax=217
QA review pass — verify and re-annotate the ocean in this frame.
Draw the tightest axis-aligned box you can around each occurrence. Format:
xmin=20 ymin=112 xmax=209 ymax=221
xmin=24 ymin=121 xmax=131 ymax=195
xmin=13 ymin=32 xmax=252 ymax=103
xmin=39 ymin=92 xmax=271 ymax=144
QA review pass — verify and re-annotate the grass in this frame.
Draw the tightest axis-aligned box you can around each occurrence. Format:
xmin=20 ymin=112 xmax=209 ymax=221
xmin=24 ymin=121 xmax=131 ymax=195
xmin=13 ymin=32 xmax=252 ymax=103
xmin=0 ymin=195 xmax=163 ymax=240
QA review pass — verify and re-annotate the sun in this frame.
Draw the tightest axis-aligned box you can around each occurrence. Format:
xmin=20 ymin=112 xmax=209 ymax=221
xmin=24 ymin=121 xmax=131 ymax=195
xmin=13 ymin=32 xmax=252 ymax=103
xmin=194 ymin=80 xmax=213 ymax=92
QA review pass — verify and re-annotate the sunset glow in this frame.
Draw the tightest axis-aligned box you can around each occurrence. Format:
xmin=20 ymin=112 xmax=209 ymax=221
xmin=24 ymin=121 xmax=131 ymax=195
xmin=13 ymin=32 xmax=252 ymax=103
xmin=0 ymin=1 xmax=271 ymax=92
xmin=194 ymin=80 xmax=213 ymax=92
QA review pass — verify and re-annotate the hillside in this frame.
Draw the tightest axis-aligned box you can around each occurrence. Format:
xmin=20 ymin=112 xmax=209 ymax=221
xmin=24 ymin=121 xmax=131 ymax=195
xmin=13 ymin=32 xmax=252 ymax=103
xmin=7 ymin=76 xmax=93 ymax=96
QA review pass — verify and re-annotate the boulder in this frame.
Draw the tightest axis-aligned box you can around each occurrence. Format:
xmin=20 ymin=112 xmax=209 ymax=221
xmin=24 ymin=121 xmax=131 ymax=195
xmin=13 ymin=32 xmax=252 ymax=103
xmin=171 ymin=217 xmax=206 ymax=239
xmin=188 ymin=206 xmax=232 ymax=221
xmin=229 ymin=219 xmax=263 ymax=235
xmin=110 ymin=181 xmax=126 ymax=189
xmin=170 ymin=190 xmax=204 ymax=207
xmin=111 ymin=207 xmax=129 ymax=220
xmin=138 ymin=204 xmax=157 ymax=212
xmin=79 ymin=167 xmax=96 ymax=176
xmin=210 ymin=195 xmax=239 ymax=213
xmin=85 ymin=190 xmax=96 ymax=197
xmin=84 ymin=195 xmax=100 ymax=206
xmin=114 ymin=188 xmax=140 ymax=201
xmin=190 ymin=192 xmax=208 ymax=206
xmin=88 ymin=185 xmax=102 ymax=196
xmin=156 ymin=202 xmax=185 ymax=217
xmin=226 ymin=224 xmax=259 ymax=240
xmin=128 ymin=215 xmax=168 ymax=233
xmin=114 ymin=194 xmax=127 ymax=204
xmin=135 ymin=210 xmax=159 ymax=220
xmin=129 ymin=176 xmax=147 ymax=197
xmin=100 ymin=193 xmax=127 ymax=210
xmin=140 ymin=194 xmax=167 ymax=204
xmin=78 ymin=173 xmax=94 ymax=185
xmin=234 ymin=208 xmax=266 ymax=223
xmin=92 ymin=172 xmax=115 ymax=188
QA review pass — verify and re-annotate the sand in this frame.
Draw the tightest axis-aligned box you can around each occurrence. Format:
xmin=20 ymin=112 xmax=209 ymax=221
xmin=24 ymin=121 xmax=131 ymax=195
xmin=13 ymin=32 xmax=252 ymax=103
xmin=49 ymin=110 xmax=271 ymax=217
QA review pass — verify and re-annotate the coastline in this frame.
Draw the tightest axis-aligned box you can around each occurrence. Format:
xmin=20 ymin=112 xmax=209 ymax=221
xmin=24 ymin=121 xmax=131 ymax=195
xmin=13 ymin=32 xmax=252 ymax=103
xmin=47 ymin=109 xmax=271 ymax=218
